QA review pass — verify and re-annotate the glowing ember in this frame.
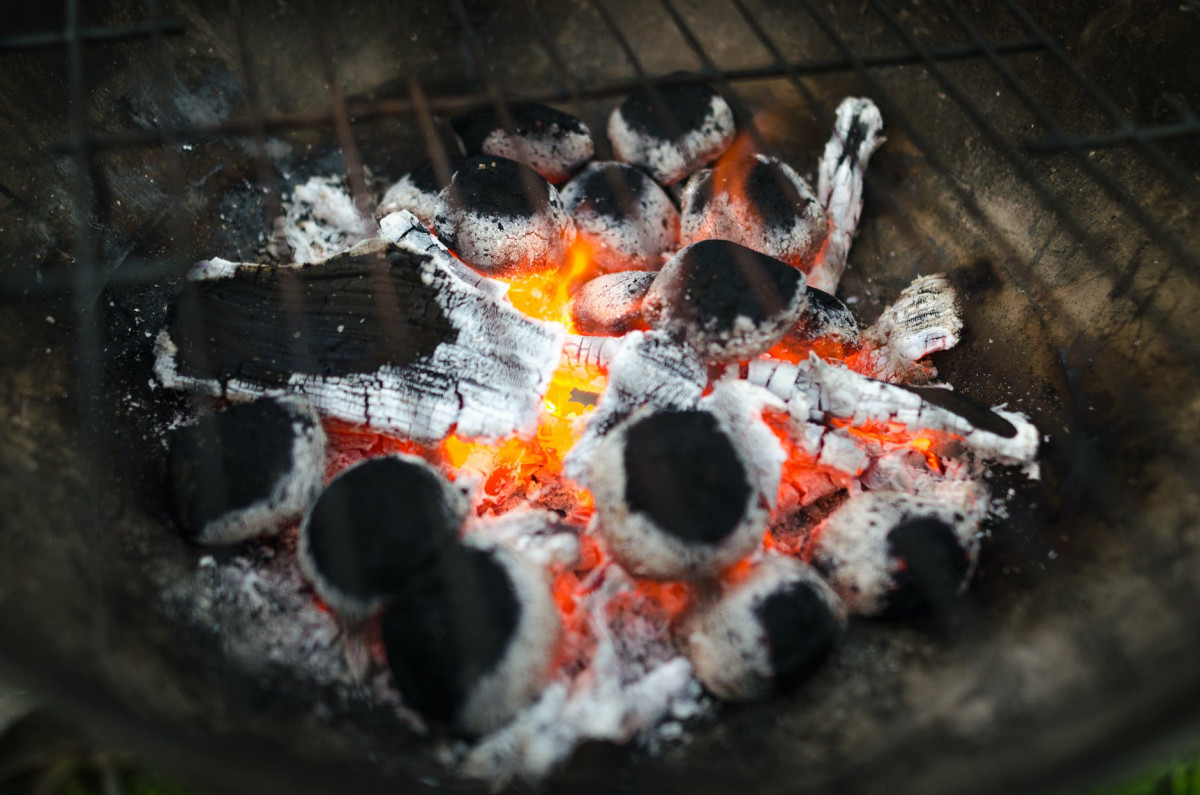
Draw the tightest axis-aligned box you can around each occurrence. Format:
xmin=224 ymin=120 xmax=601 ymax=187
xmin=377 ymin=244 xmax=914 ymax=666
xmin=502 ymin=237 xmax=600 ymax=330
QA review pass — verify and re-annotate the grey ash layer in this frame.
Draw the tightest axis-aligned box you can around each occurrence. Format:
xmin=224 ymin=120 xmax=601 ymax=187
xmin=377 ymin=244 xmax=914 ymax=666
xmin=298 ymin=454 xmax=469 ymax=618
xmin=676 ymin=556 xmax=845 ymax=701
xmin=570 ymin=270 xmax=656 ymax=336
xmin=560 ymin=162 xmax=680 ymax=273
xmin=433 ymin=156 xmax=576 ymax=278
xmin=608 ymin=84 xmax=736 ymax=185
xmin=167 ymin=397 xmax=325 ymax=545
xmin=377 ymin=159 xmax=460 ymax=227
xmin=453 ymin=103 xmax=595 ymax=185
xmin=643 ymin=239 xmax=809 ymax=364
xmin=681 ymin=155 xmax=828 ymax=270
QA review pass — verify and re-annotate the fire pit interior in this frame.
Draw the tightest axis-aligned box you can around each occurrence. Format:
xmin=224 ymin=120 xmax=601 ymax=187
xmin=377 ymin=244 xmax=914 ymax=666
xmin=1 ymin=1 xmax=1199 ymax=794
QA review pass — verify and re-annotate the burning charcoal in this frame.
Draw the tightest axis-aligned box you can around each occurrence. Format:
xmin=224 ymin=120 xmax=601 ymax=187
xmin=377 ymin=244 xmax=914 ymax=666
xmin=809 ymin=97 xmax=885 ymax=293
xmin=377 ymin=160 xmax=458 ymax=227
xmin=282 ymin=175 xmax=375 ymax=264
xmin=809 ymin=490 xmax=985 ymax=616
xmin=676 ymin=555 xmax=845 ymax=700
xmin=433 ymin=156 xmax=576 ymax=278
xmin=167 ymin=397 xmax=325 ymax=545
xmin=607 ymin=83 xmax=736 ymax=185
xmin=570 ymin=270 xmax=656 ymax=335
xmin=155 ymin=225 xmax=563 ymax=442
xmin=679 ymin=154 xmax=828 ymax=269
xmin=452 ymin=103 xmax=594 ymax=184
xmin=382 ymin=539 xmax=561 ymax=735
xmin=588 ymin=408 xmax=769 ymax=580
xmin=860 ymin=274 xmax=961 ymax=383
xmin=560 ymin=162 xmax=680 ymax=273
xmin=643 ymin=239 xmax=809 ymax=363
xmin=791 ymin=286 xmax=862 ymax=347
xmin=299 ymin=454 xmax=468 ymax=617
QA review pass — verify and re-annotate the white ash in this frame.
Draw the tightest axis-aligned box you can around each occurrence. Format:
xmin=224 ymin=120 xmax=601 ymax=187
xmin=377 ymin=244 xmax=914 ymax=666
xmin=565 ymin=330 xmax=707 ymax=483
xmin=810 ymin=97 xmax=885 ymax=293
xmin=155 ymin=221 xmax=564 ymax=442
xmin=560 ymin=162 xmax=680 ymax=273
xmin=699 ymin=380 xmax=787 ymax=510
xmin=377 ymin=210 xmax=510 ymax=300
xmin=560 ymin=334 xmax=624 ymax=372
xmin=570 ymin=270 xmax=656 ymax=336
xmin=607 ymin=87 xmax=736 ymax=186
xmin=468 ymin=509 xmax=581 ymax=570
xmin=377 ymin=171 xmax=441 ymax=228
xmin=283 ymin=175 xmax=376 ymax=264
xmin=476 ymin=124 xmax=594 ymax=186
xmin=679 ymin=155 xmax=828 ymax=268
xmin=676 ymin=555 xmax=845 ymax=701
xmin=860 ymin=273 xmax=962 ymax=383
xmin=809 ymin=485 xmax=987 ymax=615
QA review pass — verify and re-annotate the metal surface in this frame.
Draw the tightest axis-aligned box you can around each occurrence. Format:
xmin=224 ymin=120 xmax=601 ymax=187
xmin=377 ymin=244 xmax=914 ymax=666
xmin=0 ymin=1 xmax=1198 ymax=793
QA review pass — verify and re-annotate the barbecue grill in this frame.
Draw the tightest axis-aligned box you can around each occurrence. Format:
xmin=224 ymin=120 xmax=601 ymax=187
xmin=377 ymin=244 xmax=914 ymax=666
xmin=1 ymin=1 xmax=1198 ymax=793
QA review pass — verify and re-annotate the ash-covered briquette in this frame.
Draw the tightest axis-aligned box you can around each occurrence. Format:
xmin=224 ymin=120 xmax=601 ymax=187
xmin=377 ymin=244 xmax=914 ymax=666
xmin=298 ymin=454 xmax=468 ymax=617
xmin=588 ymin=408 xmax=767 ymax=580
xmin=607 ymin=83 xmax=736 ymax=185
xmin=167 ymin=397 xmax=325 ymax=545
xmin=452 ymin=103 xmax=594 ymax=184
xmin=675 ymin=556 xmax=845 ymax=701
xmin=788 ymin=286 xmax=861 ymax=347
xmin=382 ymin=539 xmax=561 ymax=736
xmin=679 ymin=155 xmax=828 ymax=269
xmin=809 ymin=489 xmax=984 ymax=616
xmin=570 ymin=270 xmax=656 ymax=335
xmin=809 ymin=97 xmax=885 ymax=293
xmin=376 ymin=159 xmax=459 ymax=227
xmin=560 ymin=162 xmax=680 ymax=273
xmin=433 ymin=156 xmax=575 ymax=278
xmin=643 ymin=239 xmax=809 ymax=363
xmin=155 ymin=221 xmax=564 ymax=442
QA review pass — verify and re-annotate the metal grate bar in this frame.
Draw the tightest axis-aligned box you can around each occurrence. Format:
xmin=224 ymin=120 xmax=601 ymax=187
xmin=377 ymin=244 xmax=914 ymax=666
xmin=0 ymin=20 xmax=184 ymax=52
xmin=1026 ymin=118 xmax=1200 ymax=153
xmin=53 ymin=38 xmax=1044 ymax=153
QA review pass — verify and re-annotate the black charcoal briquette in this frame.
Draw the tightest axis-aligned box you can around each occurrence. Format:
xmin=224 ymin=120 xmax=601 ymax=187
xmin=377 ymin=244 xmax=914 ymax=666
xmin=452 ymin=103 xmax=594 ymax=184
xmin=560 ymin=162 xmax=679 ymax=273
xmin=607 ymin=83 xmax=736 ymax=185
xmin=167 ymin=397 xmax=325 ymax=545
xmin=787 ymin=286 xmax=861 ymax=348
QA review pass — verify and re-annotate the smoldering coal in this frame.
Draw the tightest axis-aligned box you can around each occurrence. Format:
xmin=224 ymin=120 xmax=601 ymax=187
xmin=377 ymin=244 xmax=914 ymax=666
xmin=453 ymin=103 xmax=594 ymax=184
xmin=561 ymin=162 xmax=680 ymax=273
xmin=608 ymin=82 xmax=736 ymax=185
xmin=570 ymin=270 xmax=656 ymax=336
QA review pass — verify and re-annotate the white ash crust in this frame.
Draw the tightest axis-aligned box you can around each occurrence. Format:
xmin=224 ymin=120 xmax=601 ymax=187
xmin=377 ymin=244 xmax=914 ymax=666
xmin=296 ymin=453 xmax=470 ymax=619
xmin=570 ymin=270 xmax=656 ymax=335
xmin=560 ymin=334 xmax=624 ymax=372
xmin=467 ymin=509 xmax=581 ymax=570
xmin=377 ymin=172 xmax=440 ymax=227
xmin=283 ymin=175 xmax=376 ymax=264
xmin=586 ymin=404 xmax=771 ymax=581
xmin=565 ymin=331 xmax=707 ymax=483
xmin=679 ymin=156 xmax=828 ymax=267
xmin=698 ymin=380 xmax=787 ymax=510
xmin=810 ymin=97 xmax=885 ymax=293
xmin=377 ymin=210 xmax=510 ymax=300
xmin=154 ymin=218 xmax=564 ymax=443
xmin=187 ymin=397 xmax=327 ymax=546
xmin=607 ymin=94 xmax=736 ymax=186
xmin=480 ymin=127 xmax=595 ymax=185
xmin=676 ymin=555 xmax=845 ymax=701
xmin=742 ymin=355 xmax=1040 ymax=467
xmin=561 ymin=162 xmax=680 ymax=273
xmin=457 ymin=537 xmax=563 ymax=736
xmin=810 ymin=486 xmax=987 ymax=615
xmin=862 ymin=273 xmax=962 ymax=383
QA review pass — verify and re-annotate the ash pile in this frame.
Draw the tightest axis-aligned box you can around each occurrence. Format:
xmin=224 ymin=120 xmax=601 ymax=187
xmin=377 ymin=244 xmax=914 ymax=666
xmin=150 ymin=85 xmax=1040 ymax=784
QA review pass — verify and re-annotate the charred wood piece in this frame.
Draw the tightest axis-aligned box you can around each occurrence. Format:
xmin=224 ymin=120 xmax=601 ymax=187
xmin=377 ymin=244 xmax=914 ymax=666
xmin=680 ymin=154 xmax=828 ymax=269
xmin=643 ymin=239 xmax=808 ymax=363
xmin=607 ymin=83 xmax=736 ymax=185
xmin=561 ymin=162 xmax=680 ymax=273
xmin=167 ymin=397 xmax=325 ymax=545
xmin=452 ymin=103 xmax=594 ymax=184
xmin=676 ymin=555 xmax=845 ymax=700
xmin=570 ymin=270 xmax=656 ymax=336
xmin=809 ymin=97 xmax=885 ymax=293
xmin=810 ymin=488 xmax=985 ymax=616
xmin=860 ymin=273 xmax=961 ymax=383
xmin=155 ymin=221 xmax=563 ymax=442
xmin=433 ymin=156 xmax=576 ymax=278
xmin=382 ymin=539 xmax=560 ymax=736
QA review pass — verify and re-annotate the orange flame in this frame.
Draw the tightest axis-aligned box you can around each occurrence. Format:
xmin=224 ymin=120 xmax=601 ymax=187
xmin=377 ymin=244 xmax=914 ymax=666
xmin=502 ymin=237 xmax=600 ymax=330
xmin=830 ymin=418 xmax=947 ymax=473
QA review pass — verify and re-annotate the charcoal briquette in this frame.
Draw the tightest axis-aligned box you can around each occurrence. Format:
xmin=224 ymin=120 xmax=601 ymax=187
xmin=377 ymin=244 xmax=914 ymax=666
xmin=433 ymin=156 xmax=575 ymax=278
xmin=680 ymin=154 xmax=828 ymax=269
xmin=560 ymin=162 xmax=679 ymax=273
xmin=607 ymin=83 xmax=736 ymax=185
xmin=788 ymin=286 xmax=861 ymax=346
xmin=167 ymin=397 xmax=325 ymax=545
xmin=381 ymin=539 xmax=560 ymax=735
xmin=642 ymin=239 xmax=808 ymax=363
xmin=570 ymin=270 xmax=656 ymax=336
xmin=676 ymin=555 xmax=845 ymax=701
xmin=299 ymin=454 xmax=467 ymax=617
xmin=452 ymin=103 xmax=594 ymax=184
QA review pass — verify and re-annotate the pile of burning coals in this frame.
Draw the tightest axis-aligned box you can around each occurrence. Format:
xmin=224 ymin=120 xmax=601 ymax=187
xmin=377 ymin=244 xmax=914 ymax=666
xmin=152 ymin=86 xmax=1040 ymax=783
